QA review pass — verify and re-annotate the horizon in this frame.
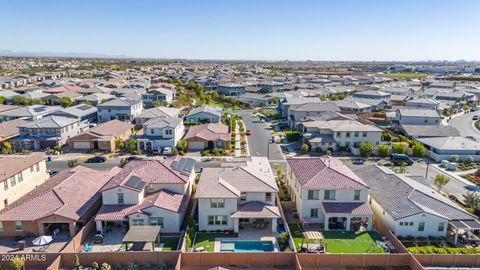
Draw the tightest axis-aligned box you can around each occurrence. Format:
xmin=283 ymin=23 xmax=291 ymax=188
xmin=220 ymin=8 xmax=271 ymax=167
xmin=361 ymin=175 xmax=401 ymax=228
xmin=1 ymin=0 xmax=480 ymax=61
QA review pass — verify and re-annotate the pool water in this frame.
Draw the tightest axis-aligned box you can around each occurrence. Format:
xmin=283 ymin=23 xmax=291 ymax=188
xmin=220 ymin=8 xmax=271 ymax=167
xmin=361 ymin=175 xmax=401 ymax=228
xmin=220 ymin=241 xmax=274 ymax=252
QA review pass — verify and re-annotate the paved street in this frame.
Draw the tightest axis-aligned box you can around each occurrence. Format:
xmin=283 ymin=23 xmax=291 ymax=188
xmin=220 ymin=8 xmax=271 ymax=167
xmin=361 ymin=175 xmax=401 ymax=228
xmin=448 ymin=110 xmax=480 ymax=139
xmin=47 ymin=159 xmax=121 ymax=172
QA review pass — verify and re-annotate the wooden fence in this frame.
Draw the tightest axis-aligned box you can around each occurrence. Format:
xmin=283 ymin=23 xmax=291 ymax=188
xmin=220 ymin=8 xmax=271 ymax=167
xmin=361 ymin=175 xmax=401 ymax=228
xmin=415 ymin=254 xmax=480 ymax=267
xmin=61 ymin=216 xmax=97 ymax=253
xmin=373 ymin=216 xmax=409 ymax=253
xmin=180 ymin=252 xmax=297 ymax=268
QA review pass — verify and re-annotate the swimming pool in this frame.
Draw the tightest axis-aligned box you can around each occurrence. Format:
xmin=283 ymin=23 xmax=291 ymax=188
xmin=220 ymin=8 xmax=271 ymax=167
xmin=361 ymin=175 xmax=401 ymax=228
xmin=220 ymin=241 xmax=274 ymax=252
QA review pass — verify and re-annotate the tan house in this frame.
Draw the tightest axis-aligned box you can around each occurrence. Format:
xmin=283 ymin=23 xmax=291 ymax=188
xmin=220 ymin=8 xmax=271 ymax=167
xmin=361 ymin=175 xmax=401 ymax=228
xmin=184 ymin=123 xmax=230 ymax=150
xmin=68 ymin=120 xmax=134 ymax=151
xmin=0 ymin=153 xmax=49 ymax=210
xmin=0 ymin=118 xmax=28 ymax=142
xmin=0 ymin=166 xmax=120 ymax=238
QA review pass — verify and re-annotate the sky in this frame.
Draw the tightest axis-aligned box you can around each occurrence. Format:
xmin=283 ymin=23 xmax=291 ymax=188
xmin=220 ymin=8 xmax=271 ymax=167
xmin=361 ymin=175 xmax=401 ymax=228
xmin=1 ymin=0 xmax=479 ymax=61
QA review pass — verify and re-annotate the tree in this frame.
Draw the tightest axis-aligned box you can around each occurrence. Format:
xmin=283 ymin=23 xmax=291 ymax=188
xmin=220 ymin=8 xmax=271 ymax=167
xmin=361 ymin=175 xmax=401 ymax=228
xmin=126 ymin=139 xmax=137 ymax=153
xmin=392 ymin=143 xmax=407 ymax=154
xmin=67 ymin=159 xmax=79 ymax=168
xmin=152 ymin=100 xmax=168 ymax=107
xmin=57 ymin=96 xmax=73 ymax=108
xmin=11 ymin=95 xmax=28 ymax=105
xmin=301 ymin=143 xmax=309 ymax=154
xmin=411 ymin=143 xmax=426 ymax=158
xmin=359 ymin=142 xmax=375 ymax=158
xmin=377 ymin=144 xmax=390 ymax=157
xmin=464 ymin=192 xmax=479 ymax=211
xmin=449 ymin=155 xmax=460 ymax=163
xmin=0 ymin=96 xmax=5 ymax=105
xmin=433 ymin=174 xmax=450 ymax=192
xmin=10 ymin=257 xmax=25 ymax=270
xmin=465 ymin=155 xmax=475 ymax=165
xmin=1 ymin=141 xmax=13 ymax=155
xmin=115 ymin=138 xmax=125 ymax=150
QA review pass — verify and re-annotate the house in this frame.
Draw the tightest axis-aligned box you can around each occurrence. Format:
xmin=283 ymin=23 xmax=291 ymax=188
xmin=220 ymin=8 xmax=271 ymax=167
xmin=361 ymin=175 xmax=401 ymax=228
xmin=300 ymin=119 xmax=383 ymax=155
xmin=342 ymin=97 xmax=389 ymax=111
xmin=217 ymin=83 xmax=246 ymax=96
xmin=77 ymin=93 xmax=116 ymax=106
xmin=352 ymin=90 xmax=391 ymax=103
xmin=12 ymin=116 xmax=87 ymax=150
xmin=417 ymin=136 xmax=480 ymax=162
xmin=49 ymin=104 xmax=98 ymax=123
xmin=0 ymin=119 xmax=28 ymax=142
xmin=184 ymin=123 xmax=230 ymax=150
xmin=68 ymin=120 xmax=134 ymax=151
xmin=394 ymin=109 xmax=441 ymax=126
xmin=80 ymin=85 xmax=112 ymax=96
xmin=95 ymin=157 xmax=195 ymax=234
xmin=142 ymin=88 xmax=174 ymax=105
xmin=278 ymin=97 xmax=322 ymax=118
xmin=334 ymin=99 xmax=374 ymax=113
xmin=286 ymin=156 xmax=373 ymax=231
xmin=351 ymin=165 xmax=477 ymax=240
xmin=0 ymin=166 xmax=119 ymax=238
xmin=97 ymin=98 xmax=143 ymax=123
xmin=0 ymin=154 xmax=49 ymax=210
xmin=43 ymin=92 xmax=83 ymax=106
xmin=399 ymin=125 xmax=460 ymax=139
xmin=195 ymin=156 xmax=280 ymax=233
xmin=134 ymin=107 xmax=182 ymax=126
xmin=287 ymin=102 xmax=340 ymax=128
xmin=405 ymin=98 xmax=439 ymax=110
xmin=0 ymin=105 xmax=62 ymax=122
xmin=237 ymin=93 xmax=270 ymax=107
xmin=136 ymin=116 xmax=185 ymax=152
xmin=186 ymin=106 xmax=222 ymax=124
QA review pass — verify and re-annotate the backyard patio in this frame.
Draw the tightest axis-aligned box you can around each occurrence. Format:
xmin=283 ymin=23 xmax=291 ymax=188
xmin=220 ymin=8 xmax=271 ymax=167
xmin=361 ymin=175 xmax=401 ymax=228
xmin=288 ymin=223 xmax=385 ymax=253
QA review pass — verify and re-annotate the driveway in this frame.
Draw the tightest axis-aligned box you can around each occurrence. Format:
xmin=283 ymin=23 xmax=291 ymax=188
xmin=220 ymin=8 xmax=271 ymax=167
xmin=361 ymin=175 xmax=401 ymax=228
xmin=448 ymin=110 xmax=480 ymax=139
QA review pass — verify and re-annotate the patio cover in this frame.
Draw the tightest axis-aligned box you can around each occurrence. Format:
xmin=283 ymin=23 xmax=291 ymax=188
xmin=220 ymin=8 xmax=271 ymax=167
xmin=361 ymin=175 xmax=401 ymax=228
xmin=322 ymin=202 xmax=373 ymax=215
xmin=122 ymin=226 xmax=160 ymax=243
xmin=231 ymin=201 xmax=281 ymax=219
xmin=450 ymin=220 xmax=480 ymax=230
xmin=303 ymin=231 xmax=324 ymax=241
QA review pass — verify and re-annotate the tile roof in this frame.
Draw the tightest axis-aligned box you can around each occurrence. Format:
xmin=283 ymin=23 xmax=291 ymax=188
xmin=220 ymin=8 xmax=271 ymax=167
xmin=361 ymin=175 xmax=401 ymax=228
xmin=289 ymin=102 xmax=340 ymax=112
xmin=187 ymin=106 xmax=222 ymax=117
xmin=0 ymin=153 xmax=46 ymax=182
xmin=98 ymin=97 xmax=142 ymax=107
xmin=417 ymin=136 xmax=480 ymax=150
xmin=143 ymin=116 xmax=182 ymax=129
xmin=323 ymin=202 xmax=373 ymax=215
xmin=287 ymin=156 xmax=368 ymax=190
xmin=19 ymin=115 xmax=79 ymax=128
xmin=137 ymin=107 xmax=181 ymax=119
xmin=0 ymin=118 xmax=28 ymax=139
xmin=231 ymin=201 xmax=281 ymax=219
xmin=184 ymin=123 xmax=230 ymax=142
xmin=400 ymin=125 xmax=460 ymax=138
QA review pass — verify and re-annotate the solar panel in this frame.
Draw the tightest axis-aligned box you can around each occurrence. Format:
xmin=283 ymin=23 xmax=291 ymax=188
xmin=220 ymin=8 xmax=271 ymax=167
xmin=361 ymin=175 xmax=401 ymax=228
xmin=172 ymin=158 xmax=195 ymax=176
xmin=77 ymin=104 xmax=91 ymax=111
xmin=124 ymin=175 xmax=146 ymax=190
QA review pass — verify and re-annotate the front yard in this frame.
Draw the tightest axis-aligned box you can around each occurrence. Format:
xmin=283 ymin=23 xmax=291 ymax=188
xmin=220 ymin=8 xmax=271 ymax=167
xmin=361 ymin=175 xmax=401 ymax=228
xmin=193 ymin=232 xmax=238 ymax=252
xmin=289 ymin=223 xmax=384 ymax=253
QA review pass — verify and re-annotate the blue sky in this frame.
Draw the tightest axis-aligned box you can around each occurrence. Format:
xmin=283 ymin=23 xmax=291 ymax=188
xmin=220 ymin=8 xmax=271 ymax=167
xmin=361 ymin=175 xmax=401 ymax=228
xmin=1 ymin=0 xmax=479 ymax=61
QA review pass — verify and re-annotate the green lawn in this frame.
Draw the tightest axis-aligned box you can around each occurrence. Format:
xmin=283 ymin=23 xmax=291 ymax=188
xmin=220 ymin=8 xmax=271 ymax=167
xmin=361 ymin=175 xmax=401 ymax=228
xmin=193 ymin=232 xmax=238 ymax=252
xmin=160 ymin=236 xmax=180 ymax=251
xmin=289 ymin=223 xmax=384 ymax=253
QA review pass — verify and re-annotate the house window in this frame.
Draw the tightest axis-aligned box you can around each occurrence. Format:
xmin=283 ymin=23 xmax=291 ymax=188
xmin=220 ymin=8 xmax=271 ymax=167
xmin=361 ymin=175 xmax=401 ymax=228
xmin=117 ymin=193 xmax=125 ymax=204
xmin=132 ymin=219 xmax=144 ymax=226
xmin=410 ymin=222 xmax=413 ymax=226
xmin=150 ymin=129 xmax=154 ymax=134
xmin=36 ymin=164 xmax=40 ymax=172
xmin=15 ymin=221 xmax=23 ymax=231
xmin=336 ymin=132 xmax=342 ymax=138
xmin=362 ymin=132 xmax=367 ymax=137
xmin=3 ymin=199 xmax=8 ymax=208
xmin=30 ymin=166 xmax=34 ymax=172
xmin=208 ymin=215 xmax=228 ymax=226
xmin=17 ymin=173 xmax=23 ymax=183
xmin=346 ymin=132 xmax=351 ymax=138
xmin=3 ymin=181 xmax=8 ymax=191
xmin=0 ymin=221 xmax=3 ymax=231
xmin=324 ymin=190 xmax=336 ymax=200
xmin=307 ymin=190 xmax=319 ymax=200
xmin=240 ymin=192 xmax=247 ymax=201
xmin=10 ymin=176 xmax=16 ymax=187
xmin=150 ymin=217 xmax=164 ymax=228
xmin=165 ymin=129 xmax=173 ymax=135
xmin=438 ymin=222 xmax=445 ymax=231
xmin=354 ymin=190 xmax=361 ymax=201
xmin=310 ymin=208 xmax=319 ymax=218
xmin=354 ymin=132 xmax=359 ymax=137
xmin=399 ymin=222 xmax=403 ymax=226
xmin=210 ymin=198 xmax=225 ymax=208
xmin=265 ymin=193 xmax=272 ymax=201
xmin=418 ymin=222 xmax=425 ymax=232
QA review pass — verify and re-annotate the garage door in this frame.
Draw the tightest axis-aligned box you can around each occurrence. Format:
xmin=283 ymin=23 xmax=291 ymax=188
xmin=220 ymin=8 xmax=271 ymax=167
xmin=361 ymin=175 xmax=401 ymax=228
xmin=188 ymin=141 xmax=205 ymax=150
xmin=73 ymin=141 xmax=91 ymax=149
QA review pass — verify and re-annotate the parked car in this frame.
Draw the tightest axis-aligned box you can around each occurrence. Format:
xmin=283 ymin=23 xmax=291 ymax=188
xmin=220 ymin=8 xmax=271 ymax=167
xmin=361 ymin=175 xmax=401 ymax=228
xmin=47 ymin=170 xmax=58 ymax=176
xmin=351 ymin=158 xmax=365 ymax=165
xmin=162 ymin=147 xmax=173 ymax=155
xmin=246 ymin=130 xmax=252 ymax=136
xmin=126 ymin=156 xmax=143 ymax=162
xmin=153 ymin=147 xmax=163 ymax=155
xmin=390 ymin=154 xmax=414 ymax=166
xmin=85 ymin=156 xmax=107 ymax=163
xmin=472 ymin=115 xmax=480 ymax=120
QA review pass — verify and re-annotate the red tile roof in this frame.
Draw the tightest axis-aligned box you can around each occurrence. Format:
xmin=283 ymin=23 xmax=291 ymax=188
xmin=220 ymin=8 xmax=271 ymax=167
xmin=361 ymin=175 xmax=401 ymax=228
xmin=286 ymin=156 xmax=368 ymax=190
xmin=184 ymin=123 xmax=230 ymax=142
xmin=322 ymin=202 xmax=373 ymax=215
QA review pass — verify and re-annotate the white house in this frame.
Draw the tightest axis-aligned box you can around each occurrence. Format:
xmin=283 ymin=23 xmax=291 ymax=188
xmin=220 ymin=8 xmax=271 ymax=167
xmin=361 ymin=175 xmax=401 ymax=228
xmin=395 ymin=109 xmax=441 ymax=126
xmin=286 ymin=156 xmax=373 ymax=231
xmin=136 ymin=116 xmax=185 ymax=152
xmin=97 ymin=98 xmax=143 ymax=123
xmin=417 ymin=136 xmax=480 ymax=162
xmin=186 ymin=106 xmax=222 ymax=124
xmin=95 ymin=157 xmax=196 ymax=234
xmin=195 ymin=157 xmax=280 ymax=233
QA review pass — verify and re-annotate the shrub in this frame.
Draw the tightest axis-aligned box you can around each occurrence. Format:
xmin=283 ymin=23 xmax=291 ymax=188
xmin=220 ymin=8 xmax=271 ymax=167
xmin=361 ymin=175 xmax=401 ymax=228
xmin=377 ymin=144 xmax=390 ymax=157
xmin=67 ymin=159 xmax=79 ymax=168
xmin=171 ymin=148 xmax=179 ymax=156
xmin=382 ymin=132 xmax=392 ymax=141
xmin=278 ymin=232 xmax=289 ymax=247
xmin=301 ymin=143 xmax=309 ymax=154
xmin=285 ymin=131 xmax=301 ymax=142
xmin=92 ymin=262 xmax=100 ymax=269
xmin=359 ymin=142 xmax=375 ymax=158
xmin=449 ymin=155 xmax=460 ymax=163
xmin=184 ymin=121 xmax=198 ymax=125
xmin=465 ymin=155 xmax=475 ymax=165
xmin=411 ymin=143 xmax=426 ymax=157
xmin=392 ymin=143 xmax=408 ymax=154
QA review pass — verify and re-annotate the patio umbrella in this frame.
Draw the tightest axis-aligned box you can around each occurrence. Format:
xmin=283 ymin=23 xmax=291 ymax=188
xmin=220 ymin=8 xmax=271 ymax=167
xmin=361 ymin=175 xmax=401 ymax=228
xmin=32 ymin=235 xmax=53 ymax=246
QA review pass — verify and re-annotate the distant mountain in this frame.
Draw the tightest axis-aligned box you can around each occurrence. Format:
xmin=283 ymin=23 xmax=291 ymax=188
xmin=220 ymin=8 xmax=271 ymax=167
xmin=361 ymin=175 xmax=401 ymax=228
xmin=0 ymin=49 xmax=131 ymax=59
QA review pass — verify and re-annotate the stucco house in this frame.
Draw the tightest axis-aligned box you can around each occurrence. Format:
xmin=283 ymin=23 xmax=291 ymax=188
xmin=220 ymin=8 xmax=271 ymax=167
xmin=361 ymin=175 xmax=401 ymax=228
xmin=97 ymin=98 xmax=143 ymax=123
xmin=68 ymin=120 xmax=134 ymax=151
xmin=184 ymin=123 xmax=230 ymax=150
xmin=186 ymin=106 xmax=222 ymax=124
xmin=136 ymin=116 xmax=185 ymax=152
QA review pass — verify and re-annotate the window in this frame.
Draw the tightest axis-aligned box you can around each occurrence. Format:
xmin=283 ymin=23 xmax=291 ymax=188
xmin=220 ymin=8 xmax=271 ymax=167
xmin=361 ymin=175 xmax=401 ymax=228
xmin=132 ymin=219 xmax=144 ymax=226
xmin=208 ymin=215 xmax=228 ymax=226
xmin=210 ymin=198 xmax=225 ymax=208
xmin=265 ymin=193 xmax=272 ymax=201
xmin=10 ymin=176 xmax=16 ymax=187
xmin=150 ymin=217 xmax=164 ymax=227
xmin=165 ymin=129 xmax=173 ymax=135
xmin=307 ymin=190 xmax=319 ymax=200
xmin=150 ymin=129 xmax=154 ymax=134
xmin=3 ymin=199 xmax=7 ymax=208
xmin=354 ymin=132 xmax=359 ymax=137
xmin=15 ymin=221 xmax=23 ymax=231
xmin=410 ymin=222 xmax=413 ymax=226
xmin=36 ymin=164 xmax=40 ymax=172
xmin=362 ymin=132 xmax=367 ymax=137
xmin=418 ymin=222 xmax=425 ymax=232
xmin=424 ymin=119 xmax=428 ymax=123
xmin=30 ymin=166 xmax=34 ymax=172
xmin=399 ymin=222 xmax=404 ymax=226
xmin=310 ymin=208 xmax=319 ymax=218
xmin=324 ymin=190 xmax=336 ymax=200
xmin=117 ymin=193 xmax=125 ymax=204
xmin=354 ymin=190 xmax=361 ymax=201
xmin=0 ymin=221 xmax=3 ymax=231
xmin=336 ymin=132 xmax=342 ymax=138
xmin=17 ymin=173 xmax=23 ymax=183
xmin=346 ymin=132 xmax=351 ymax=138
xmin=3 ymin=181 xmax=8 ymax=191
xmin=438 ymin=222 xmax=445 ymax=231
xmin=240 ymin=192 xmax=247 ymax=201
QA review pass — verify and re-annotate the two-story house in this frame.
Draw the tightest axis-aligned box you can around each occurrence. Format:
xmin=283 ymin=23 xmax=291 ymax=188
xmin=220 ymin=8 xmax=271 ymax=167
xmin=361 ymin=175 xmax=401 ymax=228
xmin=196 ymin=157 xmax=280 ymax=233
xmin=12 ymin=115 xmax=88 ymax=150
xmin=186 ymin=106 xmax=222 ymax=124
xmin=0 ymin=105 xmax=62 ymax=122
xmin=286 ymin=156 xmax=373 ymax=231
xmin=394 ymin=109 xmax=441 ymax=127
xmin=97 ymin=98 xmax=143 ymax=123
xmin=95 ymin=157 xmax=195 ymax=234
xmin=136 ymin=116 xmax=185 ymax=152
xmin=141 ymin=88 xmax=174 ymax=105
xmin=216 ymin=83 xmax=246 ymax=96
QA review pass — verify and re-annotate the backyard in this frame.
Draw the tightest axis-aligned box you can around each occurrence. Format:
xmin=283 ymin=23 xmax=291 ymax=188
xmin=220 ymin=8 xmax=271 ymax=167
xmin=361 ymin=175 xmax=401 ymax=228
xmin=289 ymin=223 xmax=385 ymax=253
xmin=193 ymin=232 xmax=238 ymax=252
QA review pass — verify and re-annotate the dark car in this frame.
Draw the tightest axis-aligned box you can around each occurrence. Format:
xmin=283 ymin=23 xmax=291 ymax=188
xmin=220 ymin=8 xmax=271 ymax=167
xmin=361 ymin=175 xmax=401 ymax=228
xmin=85 ymin=156 xmax=107 ymax=163
xmin=390 ymin=154 xmax=414 ymax=166
xmin=126 ymin=156 xmax=143 ymax=162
